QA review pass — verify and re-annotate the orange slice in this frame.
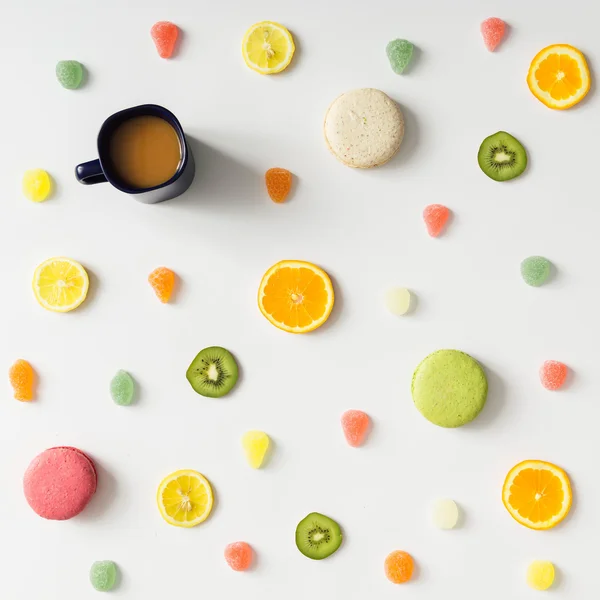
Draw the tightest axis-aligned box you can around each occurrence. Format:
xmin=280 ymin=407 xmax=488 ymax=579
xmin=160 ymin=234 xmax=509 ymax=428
xmin=527 ymin=44 xmax=590 ymax=110
xmin=502 ymin=460 xmax=572 ymax=530
xmin=258 ymin=260 xmax=334 ymax=333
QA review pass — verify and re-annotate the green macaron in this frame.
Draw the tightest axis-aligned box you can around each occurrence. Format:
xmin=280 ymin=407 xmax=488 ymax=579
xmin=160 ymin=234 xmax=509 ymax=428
xmin=411 ymin=349 xmax=488 ymax=428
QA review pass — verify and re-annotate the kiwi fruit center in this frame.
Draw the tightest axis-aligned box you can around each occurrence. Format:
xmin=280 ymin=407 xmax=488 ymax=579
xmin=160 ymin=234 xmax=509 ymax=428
xmin=486 ymin=143 xmax=516 ymax=172
xmin=306 ymin=524 xmax=331 ymax=547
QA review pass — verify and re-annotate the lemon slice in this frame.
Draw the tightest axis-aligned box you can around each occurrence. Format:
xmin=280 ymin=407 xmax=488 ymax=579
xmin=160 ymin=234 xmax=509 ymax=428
xmin=32 ymin=257 xmax=89 ymax=313
xmin=157 ymin=470 xmax=213 ymax=528
xmin=242 ymin=21 xmax=295 ymax=75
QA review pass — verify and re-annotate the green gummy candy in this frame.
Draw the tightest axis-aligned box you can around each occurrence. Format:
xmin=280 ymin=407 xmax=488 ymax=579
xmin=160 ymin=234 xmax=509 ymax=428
xmin=386 ymin=39 xmax=414 ymax=74
xmin=110 ymin=370 xmax=134 ymax=406
xmin=521 ymin=256 xmax=551 ymax=287
xmin=90 ymin=560 xmax=117 ymax=592
xmin=56 ymin=60 xmax=83 ymax=89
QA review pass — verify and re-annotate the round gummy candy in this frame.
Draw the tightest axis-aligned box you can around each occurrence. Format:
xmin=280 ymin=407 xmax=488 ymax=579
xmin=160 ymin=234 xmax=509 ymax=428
xmin=341 ymin=409 xmax=370 ymax=447
xmin=224 ymin=542 xmax=253 ymax=571
xmin=386 ymin=39 xmax=414 ymax=74
xmin=527 ymin=560 xmax=554 ymax=591
xmin=432 ymin=498 xmax=459 ymax=529
xmin=384 ymin=550 xmax=414 ymax=584
xmin=385 ymin=288 xmax=411 ymax=316
xmin=22 ymin=169 xmax=52 ymax=202
xmin=90 ymin=560 xmax=117 ymax=591
xmin=55 ymin=60 xmax=83 ymax=89
xmin=110 ymin=370 xmax=134 ymax=406
xmin=423 ymin=204 xmax=450 ymax=237
xmin=540 ymin=360 xmax=567 ymax=391
xmin=521 ymin=256 xmax=551 ymax=287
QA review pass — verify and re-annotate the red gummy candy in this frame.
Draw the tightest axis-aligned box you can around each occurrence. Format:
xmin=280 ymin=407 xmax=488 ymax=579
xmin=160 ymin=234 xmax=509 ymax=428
xmin=224 ymin=542 xmax=253 ymax=571
xmin=481 ymin=17 xmax=506 ymax=52
xmin=539 ymin=361 xmax=568 ymax=391
xmin=151 ymin=21 xmax=179 ymax=59
xmin=423 ymin=204 xmax=450 ymax=237
xmin=341 ymin=410 xmax=370 ymax=447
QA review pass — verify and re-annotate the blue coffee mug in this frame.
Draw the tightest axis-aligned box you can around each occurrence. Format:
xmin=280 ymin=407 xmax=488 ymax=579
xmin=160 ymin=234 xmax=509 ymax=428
xmin=75 ymin=104 xmax=195 ymax=203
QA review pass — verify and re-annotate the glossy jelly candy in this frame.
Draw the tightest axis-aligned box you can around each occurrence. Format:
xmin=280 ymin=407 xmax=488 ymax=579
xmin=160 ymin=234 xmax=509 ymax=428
xmin=151 ymin=21 xmax=179 ymax=58
xmin=527 ymin=560 xmax=554 ymax=590
xmin=385 ymin=288 xmax=411 ymax=316
xmin=110 ymin=370 xmax=134 ymax=406
xmin=242 ymin=431 xmax=270 ymax=468
xmin=56 ymin=60 xmax=83 ymax=89
xmin=265 ymin=168 xmax=292 ymax=203
xmin=148 ymin=267 xmax=176 ymax=303
xmin=224 ymin=542 xmax=253 ymax=571
xmin=9 ymin=359 xmax=35 ymax=401
xmin=22 ymin=169 xmax=52 ymax=202
xmin=386 ymin=39 xmax=414 ymax=74
xmin=90 ymin=560 xmax=117 ymax=591
xmin=521 ymin=256 xmax=551 ymax=287
xmin=539 ymin=360 xmax=567 ymax=391
xmin=423 ymin=204 xmax=450 ymax=237
xmin=341 ymin=410 xmax=370 ymax=447
xmin=384 ymin=550 xmax=414 ymax=583
xmin=432 ymin=498 xmax=459 ymax=529
xmin=481 ymin=18 xmax=506 ymax=52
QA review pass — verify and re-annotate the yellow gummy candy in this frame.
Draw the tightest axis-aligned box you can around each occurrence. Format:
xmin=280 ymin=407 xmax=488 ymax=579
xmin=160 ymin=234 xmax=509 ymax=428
xmin=242 ymin=430 xmax=270 ymax=469
xmin=22 ymin=169 xmax=52 ymax=202
xmin=527 ymin=560 xmax=555 ymax=591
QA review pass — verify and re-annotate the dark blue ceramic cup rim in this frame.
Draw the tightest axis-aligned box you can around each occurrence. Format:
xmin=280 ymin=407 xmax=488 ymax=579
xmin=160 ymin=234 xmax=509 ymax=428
xmin=76 ymin=104 xmax=188 ymax=193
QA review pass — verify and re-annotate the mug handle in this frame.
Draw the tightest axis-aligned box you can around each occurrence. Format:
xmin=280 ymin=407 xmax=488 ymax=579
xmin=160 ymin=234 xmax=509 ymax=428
xmin=75 ymin=159 xmax=107 ymax=185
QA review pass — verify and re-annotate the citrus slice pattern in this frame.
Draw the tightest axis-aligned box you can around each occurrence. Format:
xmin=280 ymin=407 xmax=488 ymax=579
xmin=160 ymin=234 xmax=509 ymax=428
xmin=527 ymin=44 xmax=590 ymax=109
xmin=157 ymin=469 xmax=213 ymax=528
xmin=242 ymin=21 xmax=295 ymax=75
xmin=32 ymin=257 xmax=89 ymax=313
xmin=258 ymin=260 xmax=334 ymax=333
xmin=502 ymin=460 xmax=572 ymax=530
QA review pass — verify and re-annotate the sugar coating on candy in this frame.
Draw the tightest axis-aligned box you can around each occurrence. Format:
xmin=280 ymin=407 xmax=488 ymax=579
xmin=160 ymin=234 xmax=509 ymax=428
xmin=110 ymin=370 xmax=134 ymax=406
xmin=265 ymin=168 xmax=292 ymax=203
xmin=55 ymin=60 xmax=83 ymax=89
xmin=432 ymin=498 xmax=459 ymax=529
xmin=521 ymin=256 xmax=551 ymax=287
xmin=341 ymin=410 xmax=370 ymax=447
xmin=540 ymin=360 xmax=567 ymax=391
xmin=148 ymin=267 xmax=176 ymax=303
xmin=90 ymin=560 xmax=117 ymax=591
xmin=423 ymin=204 xmax=450 ymax=237
xmin=527 ymin=560 xmax=554 ymax=591
xmin=385 ymin=550 xmax=414 ymax=584
xmin=151 ymin=21 xmax=179 ymax=58
xmin=386 ymin=39 xmax=414 ymax=74
xmin=480 ymin=17 xmax=506 ymax=52
xmin=385 ymin=288 xmax=411 ymax=316
xmin=242 ymin=430 xmax=270 ymax=468
xmin=9 ymin=359 xmax=35 ymax=401
xmin=22 ymin=169 xmax=52 ymax=202
xmin=224 ymin=542 xmax=253 ymax=571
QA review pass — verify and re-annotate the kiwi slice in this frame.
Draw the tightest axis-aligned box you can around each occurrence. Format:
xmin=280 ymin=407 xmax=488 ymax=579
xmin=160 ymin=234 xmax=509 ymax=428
xmin=478 ymin=131 xmax=527 ymax=181
xmin=186 ymin=346 xmax=238 ymax=398
xmin=295 ymin=512 xmax=342 ymax=560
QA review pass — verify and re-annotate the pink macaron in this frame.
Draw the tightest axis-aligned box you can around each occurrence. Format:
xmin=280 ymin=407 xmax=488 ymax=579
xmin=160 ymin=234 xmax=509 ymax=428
xmin=23 ymin=446 xmax=97 ymax=520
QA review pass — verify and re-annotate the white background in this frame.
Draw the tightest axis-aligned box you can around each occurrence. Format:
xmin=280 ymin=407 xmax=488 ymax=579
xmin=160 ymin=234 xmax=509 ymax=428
xmin=0 ymin=0 xmax=597 ymax=597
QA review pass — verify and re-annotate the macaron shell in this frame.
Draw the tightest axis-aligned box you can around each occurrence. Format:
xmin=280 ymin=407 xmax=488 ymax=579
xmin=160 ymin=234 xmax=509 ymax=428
xmin=324 ymin=88 xmax=404 ymax=168
xmin=411 ymin=349 xmax=488 ymax=427
xmin=23 ymin=447 xmax=97 ymax=520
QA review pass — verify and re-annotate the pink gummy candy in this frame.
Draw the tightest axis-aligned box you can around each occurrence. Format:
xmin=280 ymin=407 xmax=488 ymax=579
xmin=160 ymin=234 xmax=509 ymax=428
xmin=341 ymin=410 xmax=370 ymax=447
xmin=224 ymin=542 xmax=253 ymax=571
xmin=539 ymin=361 xmax=568 ymax=391
xmin=423 ymin=204 xmax=450 ymax=237
xmin=480 ymin=17 xmax=506 ymax=52
xmin=151 ymin=21 xmax=179 ymax=58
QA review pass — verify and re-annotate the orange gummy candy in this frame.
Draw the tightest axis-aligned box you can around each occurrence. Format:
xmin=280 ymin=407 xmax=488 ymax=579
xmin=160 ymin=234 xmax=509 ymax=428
xmin=265 ymin=168 xmax=292 ymax=203
xmin=151 ymin=21 xmax=179 ymax=59
xmin=224 ymin=542 xmax=253 ymax=571
xmin=148 ymin=267 xmax=176 ymax=303
xmin=9 ymin=359 xmax=35 ymax=402
xmin=385 ymin=550 xmax=414 ymax=584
